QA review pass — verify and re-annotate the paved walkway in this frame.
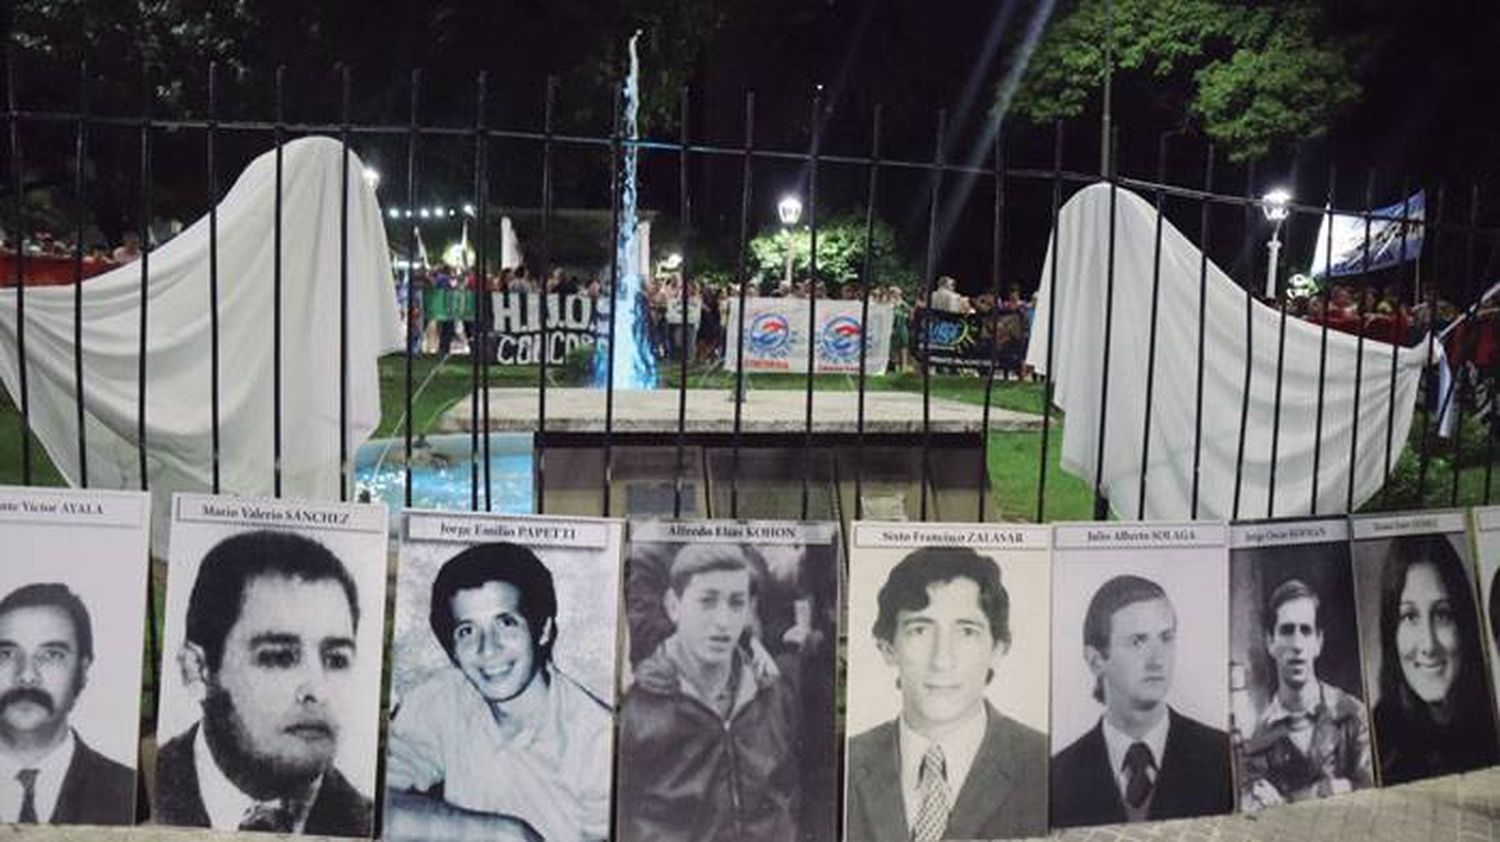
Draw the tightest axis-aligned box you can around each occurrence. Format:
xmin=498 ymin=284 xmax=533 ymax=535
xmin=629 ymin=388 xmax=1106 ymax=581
xmin=435 ymin=387 xmax=1044 ymax=434
xmin=1043 ymin=766 xmax=1500 ymax=841
xmin=7 ymin=766 xmax=1499 ymax=841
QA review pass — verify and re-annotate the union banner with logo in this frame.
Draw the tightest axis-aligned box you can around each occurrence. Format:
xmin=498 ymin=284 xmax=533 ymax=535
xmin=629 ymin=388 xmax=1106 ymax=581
xmin=723 ymin=298 xmax=893 ymax=374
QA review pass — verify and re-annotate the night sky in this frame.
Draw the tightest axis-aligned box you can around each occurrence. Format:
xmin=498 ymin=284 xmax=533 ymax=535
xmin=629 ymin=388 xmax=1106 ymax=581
xmin=7 ymin=0 xmax=1500 ymax=297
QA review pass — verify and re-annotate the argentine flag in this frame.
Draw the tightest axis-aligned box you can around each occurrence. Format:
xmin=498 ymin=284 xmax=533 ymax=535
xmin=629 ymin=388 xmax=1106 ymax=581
xmin=1309 ymin=190 xmax=1424 ymax=278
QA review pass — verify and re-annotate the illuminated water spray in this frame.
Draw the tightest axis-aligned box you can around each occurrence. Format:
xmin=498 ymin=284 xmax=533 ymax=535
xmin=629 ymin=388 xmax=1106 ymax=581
xmin=594 ymin=31 xmax=658 ymax=389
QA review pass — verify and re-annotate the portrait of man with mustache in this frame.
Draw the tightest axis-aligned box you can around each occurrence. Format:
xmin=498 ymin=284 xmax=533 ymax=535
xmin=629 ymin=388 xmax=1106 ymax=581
xmin=0 ymin=583 xmax=133 ymax=825
xmin=154 ymin=530 xmax=373 ymax=836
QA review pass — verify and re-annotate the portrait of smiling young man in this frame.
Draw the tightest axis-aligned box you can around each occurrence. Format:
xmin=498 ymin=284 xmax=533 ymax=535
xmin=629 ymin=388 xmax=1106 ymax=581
xmin=0 ymin=583 xmax=134 ymax=825
xmin=154 ymin=529 xmax=374 ymax=837
xmin=384 ymin=541 xmax=613 ymax=842
xmin=845 ymin=546 xmax=1048 ymax=842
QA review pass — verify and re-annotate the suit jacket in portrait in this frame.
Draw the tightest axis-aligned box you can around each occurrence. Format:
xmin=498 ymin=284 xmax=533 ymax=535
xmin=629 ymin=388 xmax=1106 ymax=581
xmin=49 ymin=732 xmax=135 ymax=825
xmin=154 ymin=724 xmax=374 ymax=837
xmin=1049 ymin=708 xmax=1233 ymax=828
xmin=845 ymin=701 xmax=1048 ymax=841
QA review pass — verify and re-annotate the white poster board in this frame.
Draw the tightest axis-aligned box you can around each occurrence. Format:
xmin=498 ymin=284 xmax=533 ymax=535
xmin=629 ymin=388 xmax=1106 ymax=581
xmin=724 ymin=297 xmax=892 ymax=374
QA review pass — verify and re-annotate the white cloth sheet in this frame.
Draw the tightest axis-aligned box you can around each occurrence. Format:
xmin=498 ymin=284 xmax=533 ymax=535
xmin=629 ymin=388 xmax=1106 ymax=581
xmin=1026 ymin=183 xmax=1432 ymax=520
xmin=0 ymin=137 xmax=402 ymax=545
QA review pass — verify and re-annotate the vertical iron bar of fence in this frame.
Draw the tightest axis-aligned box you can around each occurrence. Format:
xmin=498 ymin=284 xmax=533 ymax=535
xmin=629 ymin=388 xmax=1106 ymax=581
xmin=537 ymin=77 xmax=555 ymax=515
xmin=338 ymin=68 xmax=351 ymax=502
xmin=918 ymin=109 xmax=946 ymax=522
xmin=1451 ymin=185 xmax=1481 ymax=506
xmin=729 ymin=92 xmax=755 ymax=519
xmin=1312 ymin=166 xmax=1337 ymax=514
xmin=977 ymin=128 xmax=1004 ymax=522
xmin=1137 ymin=133 xmax=1170 ymax=518
xmin=1091 ymin=130 xmax=1120 ymax=520
xmin=602 ymin=89 xmax=623 ymax=517
xmin=272 ymin=66 xmax=285 ymax=497
xmin=72 ymin=62 xmax=88 ymax=487
xmin=1189 ymin=144 xmax=1215 ymax=517
xmin=206 ymin=64 xmax=221 ymax=493
xmin=1232 ymin=162 xmax=1257 ymax=519
xmin=1269 ymin=261 xmax=1290 ymax=518
xmin=403 ymin=70 xmax=420 ymax=507
xmin=1416 ymin=185 xmax=1444 ymax=501
xmin=855 ymin=105 xmax=883 ymax=522
xmin=674 ymin=87 xmax=691 ymax=519
xmin=1036 ymin=122 xmax=1063 ymax=522
xmin=136 ymin=66 xmax=152 ymax=491
xmin=7 ymin=55 xmax=31 ymax=483
xmin=468 ymin=73 xmax=488 ymax=512
xmin=1384 ymin=184 xmax=1412 ymax=508
xmin=1347 ymin=172 xmax=1375 ymax=511
xmin=800 ymin=92 xmax=824 ymax=521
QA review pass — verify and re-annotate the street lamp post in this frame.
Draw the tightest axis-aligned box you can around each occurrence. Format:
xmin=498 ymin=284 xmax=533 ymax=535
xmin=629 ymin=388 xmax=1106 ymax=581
xmin=778 ymin=194 xmax=803 ymax=289
xmin=1262 ymin=188 xmax=1292 ymax=300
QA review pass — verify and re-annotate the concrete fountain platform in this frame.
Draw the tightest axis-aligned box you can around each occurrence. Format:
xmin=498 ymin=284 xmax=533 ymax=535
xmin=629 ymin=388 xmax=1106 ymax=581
xmin=434 ymin=387 xmax=1044 ymax=435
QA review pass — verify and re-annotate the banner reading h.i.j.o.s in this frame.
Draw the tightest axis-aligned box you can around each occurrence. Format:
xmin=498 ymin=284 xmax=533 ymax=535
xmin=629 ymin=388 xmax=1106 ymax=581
xmin=723 ymin=298 xmax=892 ymax=374
xmin=489 ymin=292 xmax=599 ymax=365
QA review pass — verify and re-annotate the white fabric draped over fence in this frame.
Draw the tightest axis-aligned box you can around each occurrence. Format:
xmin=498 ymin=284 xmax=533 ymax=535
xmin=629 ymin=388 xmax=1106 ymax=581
xmin=0 ymin=136 xmax=402 ymax=544
xmin=1026 ymin=183 xmax=1432 ymax=520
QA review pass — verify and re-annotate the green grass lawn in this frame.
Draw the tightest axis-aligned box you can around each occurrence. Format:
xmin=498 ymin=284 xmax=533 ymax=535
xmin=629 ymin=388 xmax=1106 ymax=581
xmin=16 ymin=351 xmax=1493 ymax=521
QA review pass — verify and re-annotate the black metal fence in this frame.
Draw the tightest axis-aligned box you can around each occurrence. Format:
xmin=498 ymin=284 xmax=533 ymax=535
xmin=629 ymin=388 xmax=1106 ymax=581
xmin=5 ymin=57 xmax=1500 ymax=524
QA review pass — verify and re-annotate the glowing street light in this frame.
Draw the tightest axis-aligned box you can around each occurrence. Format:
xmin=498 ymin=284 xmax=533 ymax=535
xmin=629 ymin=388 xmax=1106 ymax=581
xmin=462 ymin=203 xmax=476 ymax=217
xmin=778 ymin=194 xmax=803 ymax=287
xmin=1262 ymin=187 xmax=1292 ymax=299
xmin=777 ymin=195 xmax=803 ymax=227
xmin=362 ymin=167 xmax=381 ymax=189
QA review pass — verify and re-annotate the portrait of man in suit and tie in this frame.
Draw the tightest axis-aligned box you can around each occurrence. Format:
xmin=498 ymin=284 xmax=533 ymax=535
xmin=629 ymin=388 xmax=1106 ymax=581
xmin=155 ymin=530 xmax=374 ymax=837
xmin=0 ymin=584 xmax=134 ymax=825
xmin=845 ymin=546 xmax=1049 ymax=841
xmin=1050 ymin=574 xmax=1234 ymax=828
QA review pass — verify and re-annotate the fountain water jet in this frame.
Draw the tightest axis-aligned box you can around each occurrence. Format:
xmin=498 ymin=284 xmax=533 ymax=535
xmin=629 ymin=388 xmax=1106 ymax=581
xmin=594 ymin=32 xmax=658 ymax=390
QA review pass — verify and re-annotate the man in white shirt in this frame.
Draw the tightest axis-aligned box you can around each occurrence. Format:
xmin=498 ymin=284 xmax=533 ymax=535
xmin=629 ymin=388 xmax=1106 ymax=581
xmin=1050 ymin=575 xmax=1233 ymax=827
xmin=0 ymin=584 xmax=133 ymax=825
xmin=155 ymin=530 xmax=372 ymax=836
xmin=845 ymin=547 xmax=1048 ymax=841
xmin=385 ymin=543 xmax=612 ymax=842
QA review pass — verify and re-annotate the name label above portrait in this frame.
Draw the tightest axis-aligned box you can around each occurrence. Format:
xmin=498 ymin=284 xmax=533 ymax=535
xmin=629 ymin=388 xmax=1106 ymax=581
xmin=406 ymin=512 xmax=615 ymax=547
xmin=1472 ymin=506 xmax=1500 ymax=533
xmin=631 ymin=520 xmax=837 ymax=545
xmin=852 ymin=521 xmax=1049 ymax=550
xmin=174 ymin=493 xmax=387 ymax=534
xmin=0 ymin=486 xmax=148 ymax=529
xmin=1054 ymin=521 xmax=1227 ymax=550
xmin=1230 ymin=518 xmax=1349 ymax=548
xmin=1351 ymin=510 xmax=1466 ymax=539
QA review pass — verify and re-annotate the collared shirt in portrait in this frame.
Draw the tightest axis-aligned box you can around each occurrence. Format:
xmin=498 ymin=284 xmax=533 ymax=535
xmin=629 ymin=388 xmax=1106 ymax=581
xmin=0 ymin=728 xmax=74 ymax=822
xmin=391 ymin=664 xmax=613 ymax=842
xmin=896 ymin=705 xmax=986 ymax=833
xmin=1102 ymin=709 xmax=1170 ymax=805
xmin=192 ymin=725 xmax=321 ymax=831
xmin=1240 ymin=680 xmax=1372 ymax=803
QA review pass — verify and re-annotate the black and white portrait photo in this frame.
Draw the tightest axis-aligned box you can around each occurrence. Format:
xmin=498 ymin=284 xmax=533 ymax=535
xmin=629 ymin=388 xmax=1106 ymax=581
xmin=1049 ymin=522 xmax=1234 ymax=828
xmin=0 ymin=486 xmax=151 ymax=826
xmin=383 ymin=512 xmax=624 ymax=842
xmin=1228 ymin=518 xmax=1372 ymax=811
xmin=154 ymin=494 xmax=389 ymax=837
xmin=1351 ymin=511 xmax=1500 ymax=786
xmin=844 ymin=522 xmax=1050 ymax=842
xmin=1471 ymin=506 xmax=1500 ymax=747
xmin=617 ymin=520 xmax=839 ymax=842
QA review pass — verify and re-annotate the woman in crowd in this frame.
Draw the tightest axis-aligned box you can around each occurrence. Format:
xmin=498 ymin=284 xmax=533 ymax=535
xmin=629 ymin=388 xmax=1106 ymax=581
xmin=1372 ymin=535 xmax=1500 ymax=784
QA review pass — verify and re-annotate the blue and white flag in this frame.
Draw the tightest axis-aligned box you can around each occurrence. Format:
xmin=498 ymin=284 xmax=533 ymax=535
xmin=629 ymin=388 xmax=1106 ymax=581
xmin=1309 ymin=190 xmax=1424 ymax=278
